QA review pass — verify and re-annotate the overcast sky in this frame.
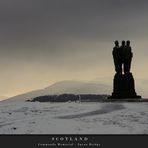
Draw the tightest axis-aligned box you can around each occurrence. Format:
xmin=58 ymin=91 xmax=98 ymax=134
xmin=0 ymin=0 xmax=148 ymax=97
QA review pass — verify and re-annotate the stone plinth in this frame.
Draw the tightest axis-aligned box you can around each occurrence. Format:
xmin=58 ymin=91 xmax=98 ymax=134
xmin=108 ymin=73 xmax=141 ymax=99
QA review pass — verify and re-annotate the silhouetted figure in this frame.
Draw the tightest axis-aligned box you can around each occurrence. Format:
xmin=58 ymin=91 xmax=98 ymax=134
xmin=113 ymin=40 xmax=133 ymax=74
xmin=119 ymin=40 xmax=126 ymax=73
xmin=123 ymin=40 xmax=133 ymax=73
xmin=112 ymin=40 xmax=122 ymax=74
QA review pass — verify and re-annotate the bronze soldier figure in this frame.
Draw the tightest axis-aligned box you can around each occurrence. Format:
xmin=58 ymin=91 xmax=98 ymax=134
xmin=123 ymin=40 xmax=133 ymax=73
xmin=113 ymin=40 xmax=133 ymax=74
xmin=112 ymin=40 xmax=122 ymax=74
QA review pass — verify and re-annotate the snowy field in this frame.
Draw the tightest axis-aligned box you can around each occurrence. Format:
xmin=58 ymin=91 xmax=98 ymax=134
xmin=0 ymin=101 xmax=148 ymax=134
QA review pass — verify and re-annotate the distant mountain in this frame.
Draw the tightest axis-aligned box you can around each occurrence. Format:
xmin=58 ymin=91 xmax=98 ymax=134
xmin=4 ymin=80 xmax=111 ymax=102
xmin=44 ymin=80 xmax=111 ymax=94
xmin=0 ymin=96 xmax=8 ymax=101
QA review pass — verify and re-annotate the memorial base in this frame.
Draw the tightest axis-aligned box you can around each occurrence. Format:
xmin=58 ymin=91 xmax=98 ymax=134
xmin=108 ymin=72 xmax=141 ymax=99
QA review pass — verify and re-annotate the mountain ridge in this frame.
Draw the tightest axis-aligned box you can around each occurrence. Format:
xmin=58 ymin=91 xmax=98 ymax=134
xmin=4 ymin=80 xmax=111 ymax=102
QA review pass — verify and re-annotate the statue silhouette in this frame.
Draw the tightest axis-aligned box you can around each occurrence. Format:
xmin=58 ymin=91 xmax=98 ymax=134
xmin=123 ymin=40 xmax=133 ymax=73
xmin=109 ymin=40 xmax=141 ymax=99
xmin=112 ymin=40 xmax=122 ymax=74
xmin=113 ymin=40 xmax=133 ymax=74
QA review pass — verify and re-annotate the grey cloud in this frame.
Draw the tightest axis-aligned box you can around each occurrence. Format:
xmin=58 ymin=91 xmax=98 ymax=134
xmin=0 ymin=0 xmax=148 ymax=96
xmin=0 ymin=0 xmax=148 ymax=56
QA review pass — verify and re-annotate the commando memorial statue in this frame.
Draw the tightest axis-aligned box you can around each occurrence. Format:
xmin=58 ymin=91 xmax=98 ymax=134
xmin=108 ymin=40 xmax=141 ymax=99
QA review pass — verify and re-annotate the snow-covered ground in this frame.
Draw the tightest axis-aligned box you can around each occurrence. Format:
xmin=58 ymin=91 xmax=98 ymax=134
xmin=0 ymin=101 xmax=148 ymax=134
